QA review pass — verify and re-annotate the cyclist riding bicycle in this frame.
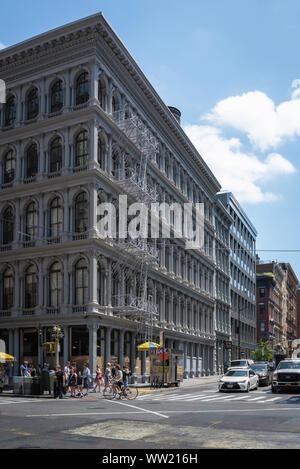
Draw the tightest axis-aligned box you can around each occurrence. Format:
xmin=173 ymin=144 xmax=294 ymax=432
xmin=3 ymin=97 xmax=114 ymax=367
xmin=113 ymin=364 xmax=124 ymax=397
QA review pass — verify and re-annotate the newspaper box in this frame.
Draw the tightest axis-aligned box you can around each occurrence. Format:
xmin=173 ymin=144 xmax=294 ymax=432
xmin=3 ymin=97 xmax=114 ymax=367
xmin=150 ymin=348 xmax=183 ymax=387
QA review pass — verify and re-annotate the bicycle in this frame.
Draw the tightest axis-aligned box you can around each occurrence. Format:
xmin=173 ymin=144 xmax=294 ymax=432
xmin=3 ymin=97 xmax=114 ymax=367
xmin=103 ymin=380 xmax=139 ymax=400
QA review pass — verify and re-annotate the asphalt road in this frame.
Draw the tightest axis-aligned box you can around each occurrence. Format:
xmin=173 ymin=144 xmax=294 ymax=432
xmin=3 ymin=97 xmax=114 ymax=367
xmin=1 ymin=383 xmax=300 ymax=450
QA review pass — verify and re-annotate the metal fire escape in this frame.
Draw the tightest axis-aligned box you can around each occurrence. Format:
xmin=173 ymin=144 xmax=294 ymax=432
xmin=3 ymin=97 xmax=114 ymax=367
xmin=108 ymin=107 xmax=159 ymax=342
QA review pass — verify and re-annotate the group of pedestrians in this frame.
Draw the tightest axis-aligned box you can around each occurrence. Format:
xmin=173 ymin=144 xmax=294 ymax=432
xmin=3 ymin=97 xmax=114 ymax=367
xmin=54 ymin=361 xmax=131 ymax=399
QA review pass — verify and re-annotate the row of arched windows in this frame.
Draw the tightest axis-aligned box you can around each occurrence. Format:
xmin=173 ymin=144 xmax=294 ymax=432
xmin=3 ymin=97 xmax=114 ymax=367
xmin=1 ymin=259 xmax=88 ymax=310
xmin=0 ymin=192 xmax=89 ymax=245
xmin=4 ymin=73 xmax=90 ymax=126
xmin=2 ymin=131 xmax=89 ymax=183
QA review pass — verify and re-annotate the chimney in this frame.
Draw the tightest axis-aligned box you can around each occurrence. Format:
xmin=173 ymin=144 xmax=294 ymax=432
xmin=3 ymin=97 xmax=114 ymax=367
xmin=168 ymin=106 xmax=181 ymax=125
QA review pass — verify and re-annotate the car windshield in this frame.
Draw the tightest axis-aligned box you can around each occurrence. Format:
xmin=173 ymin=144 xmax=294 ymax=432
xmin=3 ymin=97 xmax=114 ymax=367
xmin=277 ymin=362 xmax=300 ymax=370
xmin=230 ymin=360 xmax=247 ymax=367
xmin=225 ymin=370 xmax=248 ymax=377
xmin=251 ymin=365 xmax=267 ymax=371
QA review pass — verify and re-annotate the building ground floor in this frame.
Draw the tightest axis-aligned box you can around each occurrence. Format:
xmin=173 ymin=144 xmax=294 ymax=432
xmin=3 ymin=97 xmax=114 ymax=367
xmin=0 ymin=315 xmax=216 ymax=382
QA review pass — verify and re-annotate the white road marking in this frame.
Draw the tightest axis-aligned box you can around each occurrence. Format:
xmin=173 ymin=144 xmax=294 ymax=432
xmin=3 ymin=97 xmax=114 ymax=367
xmin=261 ymin=397 xmax=282 ymax=403
xmin=199 ymin=395 xmax=242 ymax=402
xmin=246 ymin=396 xmax=266 ymax=401
xmin=108 ymin=398 xmax=169 ymax=419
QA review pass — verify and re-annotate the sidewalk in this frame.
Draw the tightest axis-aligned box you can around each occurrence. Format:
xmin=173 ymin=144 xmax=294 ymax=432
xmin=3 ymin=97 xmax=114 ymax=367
xmin=0 ymin=375 xmax=221 ymax=398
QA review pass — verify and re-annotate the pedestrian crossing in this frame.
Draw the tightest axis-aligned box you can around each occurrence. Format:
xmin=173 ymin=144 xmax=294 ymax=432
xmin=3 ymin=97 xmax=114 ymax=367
xmin=138 ymin=390 xmax=287 ymax=404
xmin=0 ymin=397 xmax=47 ymax=405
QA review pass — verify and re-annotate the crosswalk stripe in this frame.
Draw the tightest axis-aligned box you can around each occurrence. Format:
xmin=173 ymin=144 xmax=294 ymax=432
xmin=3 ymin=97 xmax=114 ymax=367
xmin=198 ymin=395 xmax=240 ymax=402
xmin=261 ymin=397 xmax=282 ymax=403
xmin=247 ymin=396 xmax=266 ymax=401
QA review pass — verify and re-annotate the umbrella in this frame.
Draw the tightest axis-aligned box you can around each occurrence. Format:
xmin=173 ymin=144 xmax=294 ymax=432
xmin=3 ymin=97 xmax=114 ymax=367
xmin=0 ymin=352 xmax=16 ymax=363
xmin=137 ymin=341 xmax=161 ymax=351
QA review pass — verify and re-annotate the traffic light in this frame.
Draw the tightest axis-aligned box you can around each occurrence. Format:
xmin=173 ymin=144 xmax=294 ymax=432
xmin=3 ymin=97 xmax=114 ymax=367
xmin=43 ymin=342 xmax=56 ymax=354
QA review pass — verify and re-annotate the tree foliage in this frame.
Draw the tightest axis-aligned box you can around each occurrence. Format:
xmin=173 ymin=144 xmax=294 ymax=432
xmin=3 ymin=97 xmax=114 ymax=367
xmin=252 ymin=341 xmax=273 ymax=362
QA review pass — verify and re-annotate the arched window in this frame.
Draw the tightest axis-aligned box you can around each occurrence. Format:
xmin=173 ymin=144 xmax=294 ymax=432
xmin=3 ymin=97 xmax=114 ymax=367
xmin=74 ymin=192 xmax=89 ymax=233
xmin=49 ymin=261 xmax=62 ymax=307
xmin=26 ymin=88 xmax=39 ymax=120
xmin=25 ymin=201 xmax=38 ymax=240
xmin=49 ymin=137 xmax=62 ymax=173
xmin=5 ymin=95 xmax=16 ymax=127
xmin=3 ymin=267 xmax=14 ymax=310
xmin=75 ymin=258 xmax=88 ymax=305
xmin=49 ymin=197 xmax=63 ymax=238
xmin=75 ymin=130 xmax=88 ymax=167
xmin=98 ymin=77 xmax=106 ymax=109
xmin=76 ymin=72 xmax=89 ymax=105
xmin=98 ymin=133 xmax=106 ymax=169
xmin=3 ymin=150 xmax=15 ymax=183
xmin=2 ymin=206 xmax=14 ymax=245
xmin=26 ymin=143 xmax=38 ymax=178
xmin=25 ymin=264 xmax=38 ymax=308
xmin=50 ymin=80 xmax=63 ymax=113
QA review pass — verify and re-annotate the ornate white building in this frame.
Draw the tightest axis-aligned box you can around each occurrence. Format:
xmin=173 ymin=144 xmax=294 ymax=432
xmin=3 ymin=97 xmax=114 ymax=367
xmin=0 ymin=13 xmax=233 ymax=380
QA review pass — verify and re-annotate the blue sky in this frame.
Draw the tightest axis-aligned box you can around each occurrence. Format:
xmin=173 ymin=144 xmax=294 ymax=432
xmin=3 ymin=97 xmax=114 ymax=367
xmin=1 ymin=0 xmax=300 ymax=277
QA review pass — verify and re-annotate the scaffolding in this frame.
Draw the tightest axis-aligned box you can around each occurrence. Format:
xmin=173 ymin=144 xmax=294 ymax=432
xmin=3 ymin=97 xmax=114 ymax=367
xmin=108 ymin=107 xmax=160 ymax=341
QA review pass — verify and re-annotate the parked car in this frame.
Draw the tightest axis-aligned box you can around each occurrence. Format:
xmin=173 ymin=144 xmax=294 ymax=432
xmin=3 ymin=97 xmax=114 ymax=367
xmin=272 ymin=359 xmax=300 ymax=393
xmin=229 ymin=359 xmax=254 ymax=369
xmin=218 ymin=367 xmax=259 ymax=392
xmin=250 ymin=363 xmax=272 ymax=386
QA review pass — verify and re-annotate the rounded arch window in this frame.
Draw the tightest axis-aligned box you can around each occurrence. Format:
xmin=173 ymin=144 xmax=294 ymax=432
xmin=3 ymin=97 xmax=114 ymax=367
xmin=5 ymin=95 xmax=16 ymax=127
xmin=2 ymin=206 xmax=15 ymax=245
xmin=25 ymin=201 xmax=38 ymax=240
xmin=49 ymin=261 xmax=62 ymax=307
xmin=74 ymin=192 xmax=89 ymax=233
xmin=3 ymin=267 xmax=14 ymax=310
xmin=3 ymin=149 xmax=15 ymax=183
xmin=25 ymin=264 xmax=38 ymax=308
xmin=76 ymin=72 xmax=89 ymax=105
xmin=75 ymin=130 xmax=88 ymax=167
xmin=49 ymin=197 xmax=63 ymax=238
xmin=49 ymin=137 xmax=63 ymax=173
xmin=50 ymin=80 xmax=63 ymax=113
xmin=75 ymin=258 xmax=88 ymax=305
xmin=26 ymin=88 xmax=39 ymax=120
xmin=26 ymin=143 xmax=38 ymax=178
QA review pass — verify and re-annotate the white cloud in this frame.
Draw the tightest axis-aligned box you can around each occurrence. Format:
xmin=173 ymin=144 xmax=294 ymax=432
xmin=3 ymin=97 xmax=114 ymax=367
xmin=0 ymin=42 xmax=6 ymax=50
xmin=204 ymin=82 xmax=300 ymax=151
xmin=184 ymin=124 xmax=295 ymax=204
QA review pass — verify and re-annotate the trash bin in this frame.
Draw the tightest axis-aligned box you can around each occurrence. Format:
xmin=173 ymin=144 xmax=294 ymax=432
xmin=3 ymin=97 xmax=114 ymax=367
xmin=31 ymin=377 xmax=41 ymax=395
xmin=13 ymin=377 xmax=24 ymax=395
xmin=40 ymin=370 xmax=50 ymax=394
xmin=23 ymin=377 xmax=33 ymax=395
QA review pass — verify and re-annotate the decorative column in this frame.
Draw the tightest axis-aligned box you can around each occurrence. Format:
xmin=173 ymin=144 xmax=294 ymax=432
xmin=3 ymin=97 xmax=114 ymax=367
xmin=190 ymin=343 xmax=195 ymax=378
xmin=119 ymin=329 xmax=125 ymax=369
xmin=183 ymin=342 xmax=189 ymax=379
xmin=13 ymin=328 xmax=20 ymax=376
xmin=88 ymin=321 xmax=99 ymax=379
xmin=63 ymin=325 xmax=70 ymax=364
xmin=105 ymin=327 xmax=111 ymax=365
xmin=89 ymin=184 xmax=98 ymax=238
xmin=130 ymin=331 xmax=137 ymax=383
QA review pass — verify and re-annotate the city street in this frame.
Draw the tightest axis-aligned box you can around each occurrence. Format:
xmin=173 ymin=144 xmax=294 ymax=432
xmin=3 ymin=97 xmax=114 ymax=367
xmin=1 ymin=383 xmax=300 ymax=449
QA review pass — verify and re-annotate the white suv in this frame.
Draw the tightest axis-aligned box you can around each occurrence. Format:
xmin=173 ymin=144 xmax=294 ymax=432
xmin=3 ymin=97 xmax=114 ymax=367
xmin=272 ymin=359 xmax=300 ymax=393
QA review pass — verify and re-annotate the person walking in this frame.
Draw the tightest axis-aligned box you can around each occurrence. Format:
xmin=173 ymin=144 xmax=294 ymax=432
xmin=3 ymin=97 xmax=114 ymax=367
xmin=68 ymin=366 xmax=77 ymax=398
xmin=93 ymin=366 xmax=104 ymax=393
xmin=123 ymin=365 xmax=131 ymax=388
xmin=20 ymin=361 xmax=29 ymax=377
xmin=104 ymin=362 xmax=112 ymax=385
xmin=54 ymin=365 xmax=65 ymax=399
xmin=82 ymin=363 xmax=91 ymax=396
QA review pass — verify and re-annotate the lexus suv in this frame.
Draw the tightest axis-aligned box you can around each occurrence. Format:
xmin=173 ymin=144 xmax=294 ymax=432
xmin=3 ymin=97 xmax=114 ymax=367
xmin=271 ymin=359 xmax=300 ymax=393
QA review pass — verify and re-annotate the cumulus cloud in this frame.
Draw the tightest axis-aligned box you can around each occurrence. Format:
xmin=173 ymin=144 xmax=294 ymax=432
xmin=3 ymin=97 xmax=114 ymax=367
xmin=184 ymin=124 xmax=295 ymax=204
xmin=204 ymin=82 xmax=300 ymax=151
